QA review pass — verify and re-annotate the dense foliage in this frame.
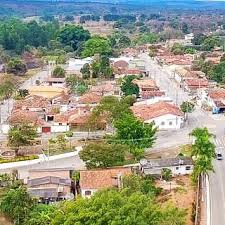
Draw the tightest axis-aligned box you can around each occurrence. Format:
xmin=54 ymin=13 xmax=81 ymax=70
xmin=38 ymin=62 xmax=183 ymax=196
xmin=79 ymin=142 xmax=127 ymax=169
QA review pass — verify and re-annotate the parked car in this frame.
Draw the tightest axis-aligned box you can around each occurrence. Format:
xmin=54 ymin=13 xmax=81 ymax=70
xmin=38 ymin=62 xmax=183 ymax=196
xmin=216 ymin=153 xmax=223 ymax=160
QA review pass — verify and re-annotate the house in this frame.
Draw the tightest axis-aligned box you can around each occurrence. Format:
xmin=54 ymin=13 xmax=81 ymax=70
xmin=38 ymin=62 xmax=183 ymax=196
xmin=43 ymin=77 xmax=66 ymax=88
xmin=140 ymin=157 xmax=193 ymax=177
xmin=199 ymin=88 xmax=225 ymax=114
xmin=66 ymin=57 xmax=93 ymax=75
xmin=80 ymin=167 xmax=131 ymax=198
xmin=14 ymin=95 xmax=50 ymax=113
xmin=133 ymin=79 xmax=164 ymax=99
xmin=29 ymin=86 xmax=67 ymax=99
xmin=51 ymin=92 xmax=71 ymax=112
xmin=129 ymin=59 xmax=146 ymax=71
xmin=27 ymin=168 xmax=74 ymax=202
xmin=90 ymin=82 xmax=121 ymax=96
xmin=4 ymin=109 xmax=45 ymax=134
xmin=184 ymin=78 xmax=209 ymax=93
xmin=131 ymin=101 xmax=184 ymax=130
xmin=78 ymin=92 xmax=102 ymax=105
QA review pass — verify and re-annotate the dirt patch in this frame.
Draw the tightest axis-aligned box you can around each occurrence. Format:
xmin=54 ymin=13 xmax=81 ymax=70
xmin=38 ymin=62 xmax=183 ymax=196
xmin=157 ymin=176 xmax=195 ymax=225
xmin=0 ymin=215 xmax=12 ymax=225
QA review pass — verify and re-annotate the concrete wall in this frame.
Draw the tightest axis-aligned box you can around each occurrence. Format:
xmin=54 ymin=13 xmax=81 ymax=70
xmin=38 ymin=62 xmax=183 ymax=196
xmin=51 ymin=124 xmax=70 ymax=133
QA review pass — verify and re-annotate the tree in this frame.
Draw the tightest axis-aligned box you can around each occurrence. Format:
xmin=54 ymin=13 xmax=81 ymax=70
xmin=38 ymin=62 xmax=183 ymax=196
xmin=79 ymin=142 xmax=127 ymax=169
xmin=122 ymin=174 xmax=162 ymax=196
xmin=0 ymin=80 xmax=15 ymax=100
xmin=171 ymin=43 xmax=184 ymax=55
xmin=50 ymin=189 xmax=186 ymax=225
xmin=133 ymin=33 xmax=159 ymax=45
xmin=209 ymin=61 xmax=225 ymax=83
xmin=80 ymin=63 xmax=91 ymax=79
xmin=180 ymin=101 xmax=195 ymax=121
xmin=202 ymin=36 xmax=219 ymax=51
xmin=190 ymin=127 xmax=216 ymax=182
xmin=192 ymin=33 xmax=206 ymax=46
xmin=0 ymin=186 xmax=35 ymax=225
xmin=8 ymin=123 xmax=38 ymax=156
xmin=52 ymin=66 xmax=65 ymax=78
xmin=185 ymin=48 xmax=195 ymax=54
xmin=82 ymin=36 xmax=112 ymax=57
xmin=91 ymin=56 xmax=113 ymax=79
xmin=57 ymin=25 xmax=90 ymax=51
xmin=89 ymin=96 xmax=133 ymax=129
xmin=121 ymin=75 xmax=139 ymax=97
xmin=25 ymin=204 xmax=57 ymax=225
xmin=112 ymin=113 xmax=157 ymax=159
xmin=161 ymin=168 xmax=172 ymax=181
xmin=7 ymin=58 xmax=27 ymax=76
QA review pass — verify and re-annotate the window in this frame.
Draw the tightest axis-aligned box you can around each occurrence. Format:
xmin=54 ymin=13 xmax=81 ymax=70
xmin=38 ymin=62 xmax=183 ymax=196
xmin=85 ymin=190 xmax=92 ymax=196
xmin=59 ymin=123 xmax=62 ymax=126
xmin=161 ymin=121 xmax=165 ymax=125
xmin=169 ymin=121 xmax=173 ymax=126
xmin=176 ymin=167 xmax=179 ymax=170
xmin=186 ymin=166 xmax=191 ymax=171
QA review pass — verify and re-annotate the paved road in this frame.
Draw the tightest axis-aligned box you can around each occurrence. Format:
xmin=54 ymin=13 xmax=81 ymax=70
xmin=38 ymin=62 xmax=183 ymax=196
xmin=141 ymin=53 xmax=225 ymax=225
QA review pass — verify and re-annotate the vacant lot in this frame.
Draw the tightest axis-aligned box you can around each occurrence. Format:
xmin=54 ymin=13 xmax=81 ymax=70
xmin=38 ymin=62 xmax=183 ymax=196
xmin=157 ymin=176 xmax=195 ymax=225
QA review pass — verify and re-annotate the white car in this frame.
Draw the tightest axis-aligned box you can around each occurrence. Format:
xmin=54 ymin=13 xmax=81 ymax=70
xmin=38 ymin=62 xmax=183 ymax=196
xmin=216 ymin=153 xmax=223 ymax=160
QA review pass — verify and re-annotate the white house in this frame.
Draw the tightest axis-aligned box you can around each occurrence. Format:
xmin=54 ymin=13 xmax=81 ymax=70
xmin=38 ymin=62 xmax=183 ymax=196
xmin=79 ymin=168 xmax=131 ymax=198
xmin=66 ymin=57 xmax=93 ymax=75
xmin=198 ymin=88 xmax=225 ymax=114
xmin=140 ymin=157 xmax=193 ymax=177
xmin=131 ymin=101 xmax=184 ymax=130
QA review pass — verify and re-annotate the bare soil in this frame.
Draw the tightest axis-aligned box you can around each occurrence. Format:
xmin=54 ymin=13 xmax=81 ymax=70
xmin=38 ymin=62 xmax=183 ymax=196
xmin=156 ymin=176 xmax=195 ymax=225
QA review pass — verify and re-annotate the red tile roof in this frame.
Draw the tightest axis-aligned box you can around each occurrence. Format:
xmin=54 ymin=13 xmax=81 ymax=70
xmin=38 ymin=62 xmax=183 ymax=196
xmin=133 ymin=79 xmax=157 ymax=89
xmin=185 ymin=79 xmax=209 ymax=88
xmin=9 ymin=110 xmax=39 ymax=125
xmin=113 ymin=60 xmax=129 ymax=68
xmin=131 ymin=101 xmax=183 ymax=121
xmin=209 ymin=89 xmax=225 ymax=99
xmin=141 ymin=91 xmax=165 ymax=99
xmin=79 ymin=92 xmax=102 ymax=104
xmin=80 ymin=167 xmax=131 ymax=189
xmin=14 ymin=95 xmax=50 ymax=110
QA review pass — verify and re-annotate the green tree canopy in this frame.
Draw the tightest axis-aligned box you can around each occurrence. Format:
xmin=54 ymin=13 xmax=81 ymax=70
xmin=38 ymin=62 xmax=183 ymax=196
xmin=52 ymin=66 xmax=66 ymax=78
xmin=57 ymin=25 xmax=91 ymax=51
xmin=7 ymin=58 xmax=27 ymax=76
xmin=8 ymin=123 xmax=38 ymax=155
xmin=25 ymin=204 xmax=57 ymax=225
xmin=0 ymin=80 xmax=15 ymax=100
xmin=190 ymin=127 xmax=216 ymax=182
xmin=0 ymin=187 xmax=35 ymax=225
xmin=80 ymin=63 xmax=91 ymax=79
xmin=209 ymin=61 xmax=225 ymax=83
xmin=180 ymin=101 xmax=195 ymax=114
xmin=79 ymin=142 xmax=127 ymax=169
xmin=82 ymin=36 xmax=112 ymax=57
xmin=50 ymin=189 xmax=186 ymax=225
xmin=121 ymin=75 xmax=140 ymax=97
xmin=112 ymin=113 xmax=157 ymax=159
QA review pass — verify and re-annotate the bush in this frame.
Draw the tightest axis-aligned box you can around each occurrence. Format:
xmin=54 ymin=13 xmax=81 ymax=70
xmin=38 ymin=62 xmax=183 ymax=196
xmin=52 ymin=66 xmax=65 ymax=78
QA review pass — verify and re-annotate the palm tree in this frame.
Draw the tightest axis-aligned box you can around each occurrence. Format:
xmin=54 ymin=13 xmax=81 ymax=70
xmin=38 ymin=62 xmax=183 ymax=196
xmin=190 ymin=127 xmax=216 ymax=182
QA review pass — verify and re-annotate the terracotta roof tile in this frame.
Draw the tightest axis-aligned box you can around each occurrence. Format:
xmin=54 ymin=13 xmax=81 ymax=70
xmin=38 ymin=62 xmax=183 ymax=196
xmin=9 ymin=110 xmax=39 ymax=125
xmin=131 ymin=101 xmax=183 ymax=121
xmin=80 ymin=167 xmax=131 ymax=189
xmin=79 ymin=92 xmax=102 ymax=104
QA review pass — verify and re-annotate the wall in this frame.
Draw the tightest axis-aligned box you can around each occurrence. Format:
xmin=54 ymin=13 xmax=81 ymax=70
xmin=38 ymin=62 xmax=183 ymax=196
xmin=51 ymin=124 xmax=70 ymax=133
xmin=145 ymin=114 xmax=184 ymax=130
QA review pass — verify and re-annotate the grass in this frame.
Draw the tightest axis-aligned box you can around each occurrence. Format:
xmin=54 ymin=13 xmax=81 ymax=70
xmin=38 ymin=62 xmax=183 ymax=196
xmin=0 ymin=155 xmax=38 ymax=164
